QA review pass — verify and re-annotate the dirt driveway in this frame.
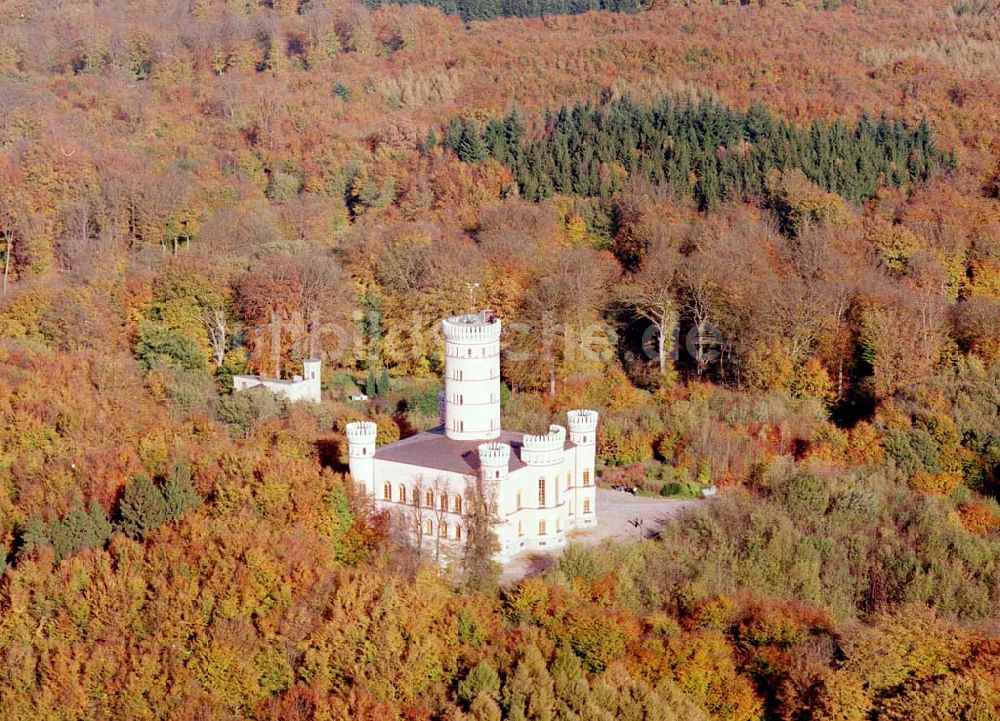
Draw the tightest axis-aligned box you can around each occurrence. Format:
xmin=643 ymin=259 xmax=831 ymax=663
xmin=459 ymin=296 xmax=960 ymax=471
xmin=499 ymin=488 xmax=702 ymax=582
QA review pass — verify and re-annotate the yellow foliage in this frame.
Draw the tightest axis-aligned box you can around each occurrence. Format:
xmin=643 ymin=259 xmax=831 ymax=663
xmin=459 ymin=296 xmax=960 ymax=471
xmin=864 ymin=217 xmax=924 ymax=272
xmin=909 ymin=470 xmax=962 ymax=496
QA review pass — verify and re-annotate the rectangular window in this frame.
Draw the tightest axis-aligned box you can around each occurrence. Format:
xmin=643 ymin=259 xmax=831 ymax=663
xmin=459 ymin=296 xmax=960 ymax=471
xmin=516 ymin=492 xmax=522 ymax=510
xmin=583 ymin=498 xmax=592 ymax=514
xmin=538 ymin=478 xmax=546 ymax=507
xmin=583 ymin=469 xmax=591 ymax=487
xmin=399 ymin=485 xmax=406 ymax=504
xmin=455 ymin=525 xmax=462 ymax=540
xmin=538 ymin=520 xmax=546 ymax=535
xmin=518 ymin=520 xmax=523 ymax=536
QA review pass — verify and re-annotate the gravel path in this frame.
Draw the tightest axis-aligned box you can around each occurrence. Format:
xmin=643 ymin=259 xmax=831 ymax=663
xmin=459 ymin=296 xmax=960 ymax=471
xmin=499 ymin=488 xmax=702 ymax=582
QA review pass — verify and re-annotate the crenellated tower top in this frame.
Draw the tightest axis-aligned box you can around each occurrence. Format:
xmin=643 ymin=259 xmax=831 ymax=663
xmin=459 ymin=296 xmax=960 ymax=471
xmin=566 ymin=409 xmax=598 ymax=445
xmin=442 ymin=309 xmax=502 ymax=343
xmin=478 ymin=441 xmax=511 ymax=481
xmin=521 ymin=424 xmax=567 ymax=466
xmin=345 ymin=421 xmax=378 ymax=445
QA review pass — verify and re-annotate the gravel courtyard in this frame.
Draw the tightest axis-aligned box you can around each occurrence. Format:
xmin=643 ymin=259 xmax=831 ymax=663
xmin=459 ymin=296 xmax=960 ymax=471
xmin=500 ymin=488 xmax=703 ymax=582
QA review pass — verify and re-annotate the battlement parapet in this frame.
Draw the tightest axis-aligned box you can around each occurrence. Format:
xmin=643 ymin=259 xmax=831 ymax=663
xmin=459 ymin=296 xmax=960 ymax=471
xmin=478 ymin=441 xmax=511 ymax=467
xmin=521 ymin=425 xmax=566 ymax=466
xmin=442 ymin=310 xmax=502 ymax=343
xmin=345 ymin=421 xmax=378 ymax=444
xmin=522 ymin=424 xmax=566 ymax=452
xmin=567 ymin=409 xmax=599 ymax=434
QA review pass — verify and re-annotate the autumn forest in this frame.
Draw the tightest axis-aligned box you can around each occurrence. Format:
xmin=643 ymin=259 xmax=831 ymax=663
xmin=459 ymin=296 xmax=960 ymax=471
xmin=0 ymin=0 xmax=999 ymax=719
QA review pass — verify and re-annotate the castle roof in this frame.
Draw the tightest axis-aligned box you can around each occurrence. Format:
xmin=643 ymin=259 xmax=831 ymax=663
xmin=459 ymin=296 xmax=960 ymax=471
xmin=374 ymin=427 xmax=575 ymax=476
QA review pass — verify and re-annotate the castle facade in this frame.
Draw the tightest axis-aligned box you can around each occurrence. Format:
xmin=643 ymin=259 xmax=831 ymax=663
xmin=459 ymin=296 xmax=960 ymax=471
xmin=346 ymin=310 xmax=598 ymax=563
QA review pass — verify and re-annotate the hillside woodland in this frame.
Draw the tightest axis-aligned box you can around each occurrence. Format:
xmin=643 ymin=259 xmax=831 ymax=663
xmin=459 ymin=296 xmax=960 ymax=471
xmin=0 ymin=0 xmax=999 ymax=719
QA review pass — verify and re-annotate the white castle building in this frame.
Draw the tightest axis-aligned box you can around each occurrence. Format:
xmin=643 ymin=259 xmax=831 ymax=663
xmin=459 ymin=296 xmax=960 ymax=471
xmin=346 ymin=310 xmax=598 ymax=563
xmin=233 ymin=359 xmax=322 ymax=403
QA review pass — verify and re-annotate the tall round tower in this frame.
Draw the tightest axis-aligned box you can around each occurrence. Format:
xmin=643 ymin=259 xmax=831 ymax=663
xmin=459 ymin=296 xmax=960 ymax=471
xmin=345 ymin=420 xmax=377 ymax=495
xmin=442 ymin=310 xmax=502 ymax=441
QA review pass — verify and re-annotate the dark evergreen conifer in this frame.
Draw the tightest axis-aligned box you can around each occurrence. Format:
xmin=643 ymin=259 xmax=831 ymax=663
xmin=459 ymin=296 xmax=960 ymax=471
xmin=118 ymin=474 xmax=169 ymax=540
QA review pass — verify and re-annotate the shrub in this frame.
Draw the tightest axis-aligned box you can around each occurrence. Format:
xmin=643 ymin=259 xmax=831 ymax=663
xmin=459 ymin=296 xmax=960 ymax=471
xmin=781 ymin=474 xmax=830 ymax=517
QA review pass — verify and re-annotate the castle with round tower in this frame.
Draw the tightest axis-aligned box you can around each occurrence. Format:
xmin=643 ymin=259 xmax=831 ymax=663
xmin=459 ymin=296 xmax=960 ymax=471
xmin=346 ymin=310 xmax=599 ymax=563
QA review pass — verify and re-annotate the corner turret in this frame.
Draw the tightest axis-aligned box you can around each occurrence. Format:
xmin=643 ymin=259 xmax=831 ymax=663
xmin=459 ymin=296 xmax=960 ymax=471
xmin=345 ymin=420 xmax=377 ymax=495
xmin=478 ymin=441 xmax=511 ymax=482
xmin=566 ymin=410 xmax=598 ymax=527
xmin=521 ymin=424 xmax=566 ymax=466
xmin=566 ymin=409 xmax=598 ymax=446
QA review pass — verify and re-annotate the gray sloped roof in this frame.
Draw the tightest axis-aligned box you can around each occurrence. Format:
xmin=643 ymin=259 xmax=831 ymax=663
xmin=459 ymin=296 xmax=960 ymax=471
xmin=374 ymin=427 xmax=575 ymax=475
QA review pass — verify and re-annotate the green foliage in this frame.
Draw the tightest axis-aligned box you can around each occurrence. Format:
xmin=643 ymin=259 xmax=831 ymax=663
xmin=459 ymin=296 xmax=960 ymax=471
xmin=451 ymin=97 xmax=947 ymax=210
xmin=18 ymin=513 xmax=51 ymax=558
xmin=215 ymin=390 xmax=286 ymax=437
xmin=780 ymin=474 xmax=830 ymax=516
xmin=366 ymin=0 xmax=639 ymax=21
xmin=408 ymin=384 xmax=444 ymax=416
xmin=23 ymin=502 xmax=113 ymax=562
xmin=136 ymin=321 xmax=208 ymax=373
xmin=267 ymin=170 xmax=304 ymax=203
xmin=503 ymin=645 xmax=555 ymax=721
xmin=163 ymin=462 xmax=203 ymax=520
xmin=117 ymin=474 xmax=169 ymax=540
xmin=457 ymin=661 xmax=501 ymax=707
xmin=16 ymin=503 xmax=112 ymax=562
xmin=457 ymin=121 xmax=487 ymax=164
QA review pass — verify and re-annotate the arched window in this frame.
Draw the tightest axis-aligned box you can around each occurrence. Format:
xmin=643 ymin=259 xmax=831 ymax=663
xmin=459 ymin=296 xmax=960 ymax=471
xmin=425 ymin=489 xmax=434 ymax=507
xmin=455 ymin=525 xmax=462 ymax=540
xmin=440 ymin=522 xmax=448 ymax=538
xmin=399 ymin=485 xmax=406 ymax=504
xmin=538 ymin=478 xmax=546 ymax=507
xmin=425 ymin=519 xmax=433 ymax=535
xmin=440 ymin=494 xmax=448 ymax=511
xmin=453 ymin=495 xmax=462 ymax=514
xmin=467 ymin=348 xmax=472 ymax=356
xmin=383 ymin=483 xmax=392 ymax=501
